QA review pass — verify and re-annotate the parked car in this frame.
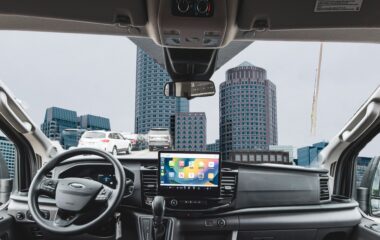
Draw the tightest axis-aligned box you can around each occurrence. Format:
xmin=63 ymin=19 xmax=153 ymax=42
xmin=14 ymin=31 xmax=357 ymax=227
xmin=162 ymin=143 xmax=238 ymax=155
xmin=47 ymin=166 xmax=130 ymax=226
xmin=121 ymin=133 xmax=147 ymax=150
xmin=147 ymin=128 xmax=171 ymax=151
xmin=78 ymin=131 xmax=132 ymax=155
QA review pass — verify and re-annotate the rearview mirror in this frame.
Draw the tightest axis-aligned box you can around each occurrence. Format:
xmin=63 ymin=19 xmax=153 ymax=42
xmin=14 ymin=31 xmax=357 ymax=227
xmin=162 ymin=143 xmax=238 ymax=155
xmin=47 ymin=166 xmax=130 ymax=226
xmin=164 ymin=81 xmax=215 ymax=99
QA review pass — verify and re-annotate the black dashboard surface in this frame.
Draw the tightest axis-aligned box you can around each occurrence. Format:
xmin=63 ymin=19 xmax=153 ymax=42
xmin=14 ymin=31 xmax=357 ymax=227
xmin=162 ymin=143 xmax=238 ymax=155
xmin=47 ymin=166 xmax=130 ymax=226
xmin=51 ymin=156 xmax=330 ymax=215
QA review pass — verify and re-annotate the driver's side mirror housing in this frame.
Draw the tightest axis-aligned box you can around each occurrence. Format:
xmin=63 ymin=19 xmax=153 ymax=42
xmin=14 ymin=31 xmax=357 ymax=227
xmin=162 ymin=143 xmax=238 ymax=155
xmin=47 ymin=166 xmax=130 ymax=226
xmin=360 ymin=157 xmax=380 ymax=217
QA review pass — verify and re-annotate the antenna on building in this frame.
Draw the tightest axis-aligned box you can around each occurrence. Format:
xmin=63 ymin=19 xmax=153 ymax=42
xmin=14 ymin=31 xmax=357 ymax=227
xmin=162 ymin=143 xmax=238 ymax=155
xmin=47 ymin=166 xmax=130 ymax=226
xmin=311 ymin=42 xmax=324 ymax=136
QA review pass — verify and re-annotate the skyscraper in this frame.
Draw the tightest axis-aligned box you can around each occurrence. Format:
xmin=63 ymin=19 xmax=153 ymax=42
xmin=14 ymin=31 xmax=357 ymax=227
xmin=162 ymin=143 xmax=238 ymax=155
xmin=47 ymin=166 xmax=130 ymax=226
xmin=0 ymin=136 xmax=16 ymax=178
xmin=219 ymin=62 xmax=278 ymax=160
xmin=135 ymin=48 xmax=189 ymax=134
xmin=171 ymin=112 xmax=207 ymax=151
xmin=207 ymin=139 xmax=220 ymax=152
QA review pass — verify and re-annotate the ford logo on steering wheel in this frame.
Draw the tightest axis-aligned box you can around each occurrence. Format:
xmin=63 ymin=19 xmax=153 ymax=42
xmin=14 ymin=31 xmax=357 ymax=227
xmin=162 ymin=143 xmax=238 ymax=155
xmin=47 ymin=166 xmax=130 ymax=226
xmin=69 ymin=182 xmax=86 ymax=189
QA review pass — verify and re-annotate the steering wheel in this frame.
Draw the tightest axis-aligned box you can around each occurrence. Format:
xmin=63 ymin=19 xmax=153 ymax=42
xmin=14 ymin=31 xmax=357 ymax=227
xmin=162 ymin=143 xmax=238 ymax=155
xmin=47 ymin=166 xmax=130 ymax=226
xmin=28 ymin=148 xmax=126 ymax=235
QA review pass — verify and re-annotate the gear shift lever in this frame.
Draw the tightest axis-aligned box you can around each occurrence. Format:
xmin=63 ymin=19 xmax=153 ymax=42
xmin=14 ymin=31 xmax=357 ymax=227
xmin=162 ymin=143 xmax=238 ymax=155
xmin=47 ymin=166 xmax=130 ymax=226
xmin=152 ymin=196 xmax=166 ymax=240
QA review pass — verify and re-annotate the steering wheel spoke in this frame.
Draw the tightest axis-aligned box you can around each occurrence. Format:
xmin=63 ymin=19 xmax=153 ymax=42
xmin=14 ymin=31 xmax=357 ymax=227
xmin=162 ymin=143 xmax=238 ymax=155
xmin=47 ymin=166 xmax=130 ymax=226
xmin=38 ymin=178 xmax=59 ymax=198
xmin=95 ymin=185 xmax=114 ymax=203
xmin=53 ymin=209 xmax=81 ymax=227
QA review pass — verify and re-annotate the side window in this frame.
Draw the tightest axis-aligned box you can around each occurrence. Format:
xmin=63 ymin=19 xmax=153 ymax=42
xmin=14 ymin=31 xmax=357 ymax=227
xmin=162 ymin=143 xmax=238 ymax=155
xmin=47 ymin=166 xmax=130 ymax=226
xmin=356 ymin=134 xmax=380 ymax=187
xmin=358 ymin=134 xmax=380 ymax=217
xmin=371 ymin=164 xmax=380 ymax=216
xmin=0 ymin=131 xmax=17 ymax=205
xmin=108 ymin=133 xmax=114 ymax=139
xmin=0 ymin=132 xmax=17 ymax=180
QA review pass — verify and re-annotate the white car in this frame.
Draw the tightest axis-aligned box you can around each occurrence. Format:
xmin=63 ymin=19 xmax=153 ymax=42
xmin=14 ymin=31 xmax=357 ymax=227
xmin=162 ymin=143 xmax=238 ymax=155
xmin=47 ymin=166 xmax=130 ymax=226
xmin=78 ymin=131 xmax=132 ymax=155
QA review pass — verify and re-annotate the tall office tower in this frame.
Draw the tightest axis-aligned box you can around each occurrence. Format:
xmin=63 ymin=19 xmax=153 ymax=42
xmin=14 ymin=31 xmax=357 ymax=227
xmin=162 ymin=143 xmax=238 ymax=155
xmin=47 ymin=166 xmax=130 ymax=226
xmin=219 ymin=62 xmax=278 ymax=160
xmin=171 ymin=112 xmax=207 ymax=151
xmin=135 ymin=48 xmax=189 ymax=134
xmin=0 ymin=136 xmax=16 ymax=178
xmin=206 ymin=139 xmax=220 ymax=152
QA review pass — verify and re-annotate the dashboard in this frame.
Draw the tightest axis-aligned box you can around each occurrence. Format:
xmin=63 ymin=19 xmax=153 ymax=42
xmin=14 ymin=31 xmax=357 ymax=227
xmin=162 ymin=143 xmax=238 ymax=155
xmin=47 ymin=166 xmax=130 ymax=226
xmin=6 ymin=152 xmax=363 ymax=240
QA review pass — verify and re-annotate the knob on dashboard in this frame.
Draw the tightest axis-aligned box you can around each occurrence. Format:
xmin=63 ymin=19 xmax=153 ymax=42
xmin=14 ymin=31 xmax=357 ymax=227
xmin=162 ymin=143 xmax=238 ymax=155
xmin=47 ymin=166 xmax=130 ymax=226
xmin=196 ymin=0 xmax=209 ymax=14
xmin=170 ymin=199 xmax=178 ymax=207
xmin=178 ymin=0 xmax=190 ymax=13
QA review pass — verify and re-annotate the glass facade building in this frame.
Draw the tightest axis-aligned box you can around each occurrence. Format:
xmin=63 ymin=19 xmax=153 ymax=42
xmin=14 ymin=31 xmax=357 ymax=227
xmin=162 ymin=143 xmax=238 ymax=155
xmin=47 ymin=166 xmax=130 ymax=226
xmin=78 ymin=114 xmax=111 ymax=130
xmin=219 ymin=62 xmax=278 ymax=160
xmin=172 ymin=112 xmax=207 ymax=151
xmin=297 ymin=141 xmax=328 ymax=167
xmin=207 ymin=139 xmax=220 ymax=152
xmin=135 ymin=48 xmax=189 ymax=134
xmin=269 ymin=145 xmax=295 ymax=165
xmin=41 ymin=107 xmax=78 ymax=141
xmin=356 ymin=156 xmax=372 ymax=186
xmin=0 ymin=136 xmax=16 ymax=178
xmin=41 ymin=107 xmax=111 ymax=149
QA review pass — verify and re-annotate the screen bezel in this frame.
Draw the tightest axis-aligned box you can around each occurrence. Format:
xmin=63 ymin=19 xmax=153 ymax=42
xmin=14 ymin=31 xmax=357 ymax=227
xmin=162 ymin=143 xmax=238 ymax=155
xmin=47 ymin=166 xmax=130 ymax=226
xmin=158 ymin=151 xmax=221 ymax=198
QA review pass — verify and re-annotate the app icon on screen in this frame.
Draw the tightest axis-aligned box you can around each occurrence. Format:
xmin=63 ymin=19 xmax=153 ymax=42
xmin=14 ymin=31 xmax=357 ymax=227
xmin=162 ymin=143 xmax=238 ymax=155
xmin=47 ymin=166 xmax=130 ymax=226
xmin=169 ymin=161 xmax=174 ymax=167
xmin=188 ymin=172 xmax=194 ymax=179
xmin=198 ymin=161 xmax=204 ymax=168
xmin=208 ymin=173 xmax=214 ymax=180
xmin=208 ymin=161 xmax=215 ymax=168
xmin=178 ymin=172 xmax=184 ymax=178
xmin=179 ymin=161 xmax=185 ymax=167
xmin=169 ymin=172 xmax=174 ymax=178
xmin=198 ymin=173 xmax=204 ymax=179
xmin=189 ymin=161 xmax=194 ymax=168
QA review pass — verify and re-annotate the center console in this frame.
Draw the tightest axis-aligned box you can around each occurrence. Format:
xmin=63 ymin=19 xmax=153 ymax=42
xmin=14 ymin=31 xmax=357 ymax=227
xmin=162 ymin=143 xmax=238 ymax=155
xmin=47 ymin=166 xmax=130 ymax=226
xmin=158 ymin=151 xmax=226 ymax=211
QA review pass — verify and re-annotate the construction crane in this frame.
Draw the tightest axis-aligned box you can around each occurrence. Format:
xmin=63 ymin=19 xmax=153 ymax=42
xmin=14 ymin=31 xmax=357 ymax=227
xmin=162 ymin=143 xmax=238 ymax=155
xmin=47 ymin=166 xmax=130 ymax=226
xmin=311 ymin=42 xmax=324 ymax=136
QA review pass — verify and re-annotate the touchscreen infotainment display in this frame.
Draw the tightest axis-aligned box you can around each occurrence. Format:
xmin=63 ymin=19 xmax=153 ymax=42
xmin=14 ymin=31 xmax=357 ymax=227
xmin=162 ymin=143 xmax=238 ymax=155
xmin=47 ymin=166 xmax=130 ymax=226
xmin=158 ymin=151 xmax=221 ymax=197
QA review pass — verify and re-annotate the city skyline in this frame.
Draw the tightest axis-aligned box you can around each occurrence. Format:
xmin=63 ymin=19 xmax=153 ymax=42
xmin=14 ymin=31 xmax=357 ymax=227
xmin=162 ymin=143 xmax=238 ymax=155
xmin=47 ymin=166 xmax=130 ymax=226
xmin=41 ymin=106 xmax=111 ymax=149
xmin=1 ymin=32 xmax=380 ymax=155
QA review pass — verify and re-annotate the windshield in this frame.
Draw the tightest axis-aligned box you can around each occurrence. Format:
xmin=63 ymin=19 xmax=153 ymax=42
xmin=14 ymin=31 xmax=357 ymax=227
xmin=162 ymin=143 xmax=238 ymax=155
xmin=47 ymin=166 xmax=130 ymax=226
xmin=1 ymin=31 xmax=380 ymax=171
xmin=82 ymin=132 xmax=106 ymax=139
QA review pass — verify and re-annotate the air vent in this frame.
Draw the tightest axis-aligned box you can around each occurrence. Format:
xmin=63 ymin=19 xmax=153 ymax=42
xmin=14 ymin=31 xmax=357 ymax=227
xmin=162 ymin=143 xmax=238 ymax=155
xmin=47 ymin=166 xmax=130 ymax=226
xmin=220 ymin=169 xmax=238 ymax=201
xmin=141 ymin=167 xmax=158 ymax=207
xmin=319 ymin=174 xmax=330 ymax=202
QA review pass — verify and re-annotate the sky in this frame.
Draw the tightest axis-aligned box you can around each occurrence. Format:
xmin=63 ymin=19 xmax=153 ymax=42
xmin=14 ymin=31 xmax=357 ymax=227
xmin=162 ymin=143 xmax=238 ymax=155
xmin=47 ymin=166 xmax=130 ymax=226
xmin=0 ymin=31 xmax=379 ymax=156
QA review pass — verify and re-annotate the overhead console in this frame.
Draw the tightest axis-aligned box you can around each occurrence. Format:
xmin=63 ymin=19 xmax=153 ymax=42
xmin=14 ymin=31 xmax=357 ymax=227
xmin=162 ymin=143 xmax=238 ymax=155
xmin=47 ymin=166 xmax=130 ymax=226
xmin=146 ymin=0 xmax=239 ymax=48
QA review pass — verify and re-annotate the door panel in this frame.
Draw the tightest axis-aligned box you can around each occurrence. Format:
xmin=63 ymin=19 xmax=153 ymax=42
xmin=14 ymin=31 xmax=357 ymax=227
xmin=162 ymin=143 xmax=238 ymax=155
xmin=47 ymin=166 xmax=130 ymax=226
xmin=354 ymin=219 xmax=380 ymax=240
xmin=0 ymin=210 xmax=14 ymax=240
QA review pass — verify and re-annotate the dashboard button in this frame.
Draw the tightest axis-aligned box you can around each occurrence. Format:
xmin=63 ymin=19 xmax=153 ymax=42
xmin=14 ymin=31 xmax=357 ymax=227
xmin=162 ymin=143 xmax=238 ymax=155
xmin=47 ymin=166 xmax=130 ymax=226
xmin=170 ymin=199 xmax=178 ymax=207
xmin=217 ymin=218 xmax=226 ymax=227
xmin=16 ymin=212 xmax=25 ymax=221
xmin=205 ymin=219 xmax=217 ymax=227
xmin=196 ymin=0 xmax=208 ymax=14
xmin=178 ymin=0 xmax=190 ymax=13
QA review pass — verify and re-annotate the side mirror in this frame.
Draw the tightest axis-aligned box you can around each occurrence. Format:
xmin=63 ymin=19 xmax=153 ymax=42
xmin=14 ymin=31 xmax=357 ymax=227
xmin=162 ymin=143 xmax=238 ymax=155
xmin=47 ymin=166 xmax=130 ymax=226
xmin=164 ymin=81 xmax=215 ymax=99
xmin=360 ymin=157 xmax=380 ymax=217
xmin=370 ymin=159 xmax=380 ymax=217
